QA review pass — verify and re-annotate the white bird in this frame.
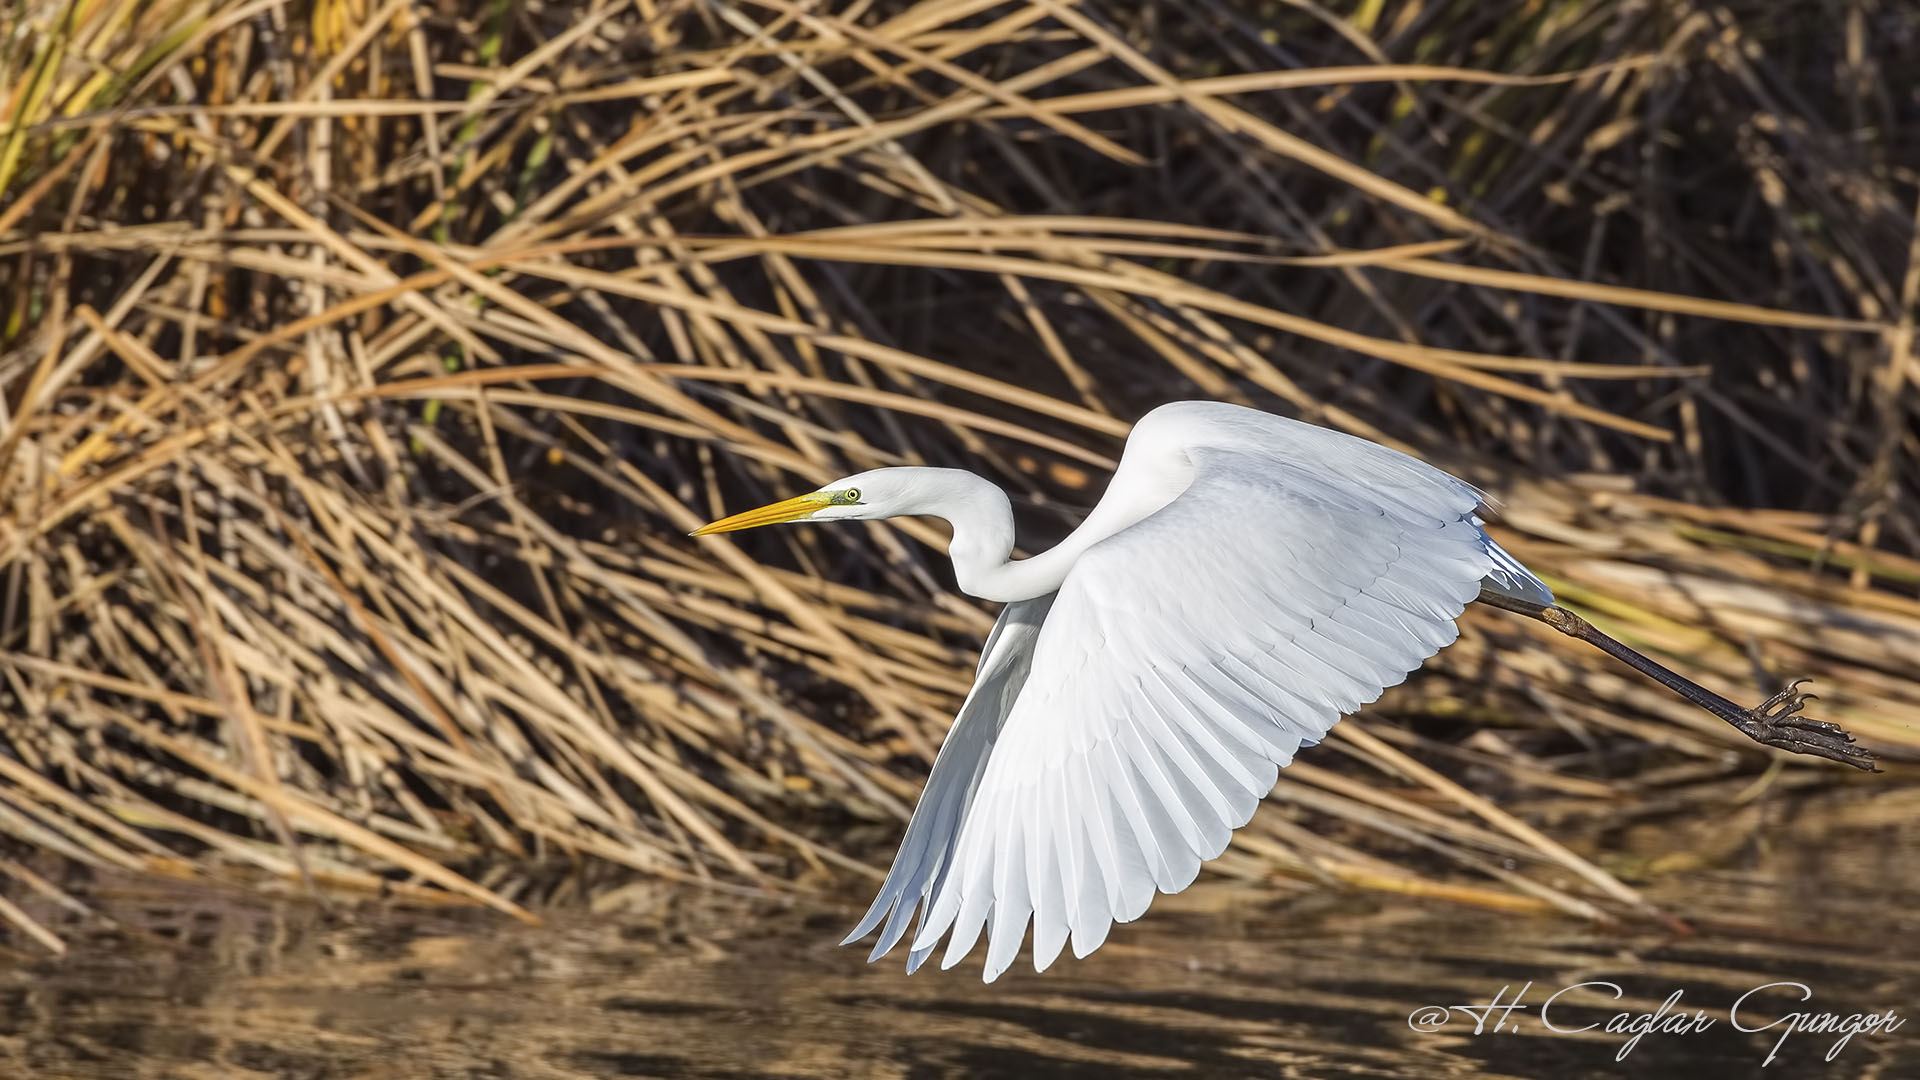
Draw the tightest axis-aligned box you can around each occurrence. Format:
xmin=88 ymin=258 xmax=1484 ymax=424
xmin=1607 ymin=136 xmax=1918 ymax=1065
xmin=691 ymin=401 xmax=1869 ymax=982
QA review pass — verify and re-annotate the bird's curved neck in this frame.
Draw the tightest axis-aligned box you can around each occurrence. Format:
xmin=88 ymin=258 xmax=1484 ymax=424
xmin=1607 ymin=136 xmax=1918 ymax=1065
xmin=922 ymin=468 xmax=1165 ymax=604
xmin=902 ymin=472 xmax=1058 ymax=603
xmin=923 ymin=473 xmax=1045 ymax=602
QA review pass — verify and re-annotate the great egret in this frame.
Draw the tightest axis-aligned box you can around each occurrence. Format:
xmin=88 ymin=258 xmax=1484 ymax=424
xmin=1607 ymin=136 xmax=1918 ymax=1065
xmin=692 ymin=401 xmax=1872 ymax=981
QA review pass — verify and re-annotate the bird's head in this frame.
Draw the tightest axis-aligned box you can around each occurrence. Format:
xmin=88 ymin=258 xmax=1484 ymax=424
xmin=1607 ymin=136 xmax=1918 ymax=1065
xmin=689 ymin=468 xmax=931 ymax=535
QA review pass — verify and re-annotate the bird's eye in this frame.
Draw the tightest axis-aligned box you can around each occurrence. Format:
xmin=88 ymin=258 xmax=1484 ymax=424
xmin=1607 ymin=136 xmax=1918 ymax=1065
xmin=842 ymin=488 xmax=861 ymax=503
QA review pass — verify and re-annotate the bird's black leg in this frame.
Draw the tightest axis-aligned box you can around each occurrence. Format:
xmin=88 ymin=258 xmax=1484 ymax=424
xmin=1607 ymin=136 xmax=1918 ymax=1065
xmin=1477 ymin=589 xmax=1876 ymax=771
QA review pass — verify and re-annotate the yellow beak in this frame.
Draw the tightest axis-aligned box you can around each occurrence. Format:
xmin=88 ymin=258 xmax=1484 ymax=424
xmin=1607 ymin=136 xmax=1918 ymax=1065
xmin=689 ymin=492 xmax=832 ymax=536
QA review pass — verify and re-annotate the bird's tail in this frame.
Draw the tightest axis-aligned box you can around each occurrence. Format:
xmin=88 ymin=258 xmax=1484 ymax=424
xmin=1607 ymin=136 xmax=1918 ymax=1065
xmin=1473 ymin=519 xmax=1554 ymax=606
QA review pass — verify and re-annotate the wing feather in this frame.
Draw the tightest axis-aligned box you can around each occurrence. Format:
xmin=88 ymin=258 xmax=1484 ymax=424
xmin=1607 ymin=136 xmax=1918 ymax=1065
xmin=842 ymin=597 xmax=1052 ymax=963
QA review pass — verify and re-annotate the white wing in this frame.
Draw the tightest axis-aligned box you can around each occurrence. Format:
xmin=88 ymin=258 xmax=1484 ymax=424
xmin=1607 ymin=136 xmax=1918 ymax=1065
xmin=849 ymin=403 xmax=1551 ymax=981
xmin=841 ymin=595 xmax=1054 ymax=973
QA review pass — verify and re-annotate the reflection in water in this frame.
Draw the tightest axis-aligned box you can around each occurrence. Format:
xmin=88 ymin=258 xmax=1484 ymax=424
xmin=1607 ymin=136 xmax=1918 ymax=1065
xmin=5 ymin=805 xmax=1920 ymax=1078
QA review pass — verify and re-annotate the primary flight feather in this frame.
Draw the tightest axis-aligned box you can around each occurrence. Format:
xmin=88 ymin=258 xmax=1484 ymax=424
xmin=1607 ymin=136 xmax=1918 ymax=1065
xmin=692 ymin=401 xmax=1558 ymax=981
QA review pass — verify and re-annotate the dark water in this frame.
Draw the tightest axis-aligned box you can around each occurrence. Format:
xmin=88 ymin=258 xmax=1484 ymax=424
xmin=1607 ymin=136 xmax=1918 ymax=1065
xmin=5 ymin=805 xmax=1920 ymax=1079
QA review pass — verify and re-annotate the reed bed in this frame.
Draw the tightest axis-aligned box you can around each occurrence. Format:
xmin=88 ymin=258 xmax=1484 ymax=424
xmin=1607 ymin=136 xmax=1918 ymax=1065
xmin=0 ymin=0 xmax=1916 ymax=951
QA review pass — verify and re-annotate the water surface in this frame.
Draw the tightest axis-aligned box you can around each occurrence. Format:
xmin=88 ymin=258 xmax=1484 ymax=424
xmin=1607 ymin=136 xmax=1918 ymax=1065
xmin=5 ymin=796 xmax=1919 ymax=1078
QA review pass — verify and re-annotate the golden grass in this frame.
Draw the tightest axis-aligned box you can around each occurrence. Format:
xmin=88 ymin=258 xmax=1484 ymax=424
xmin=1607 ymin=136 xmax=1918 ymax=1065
xmin=0 ymin=0 xmax=1916 ymax=950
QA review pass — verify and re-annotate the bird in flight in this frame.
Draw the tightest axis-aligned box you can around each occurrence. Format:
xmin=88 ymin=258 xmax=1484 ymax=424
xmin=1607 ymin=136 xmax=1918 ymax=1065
xmin=692 ymin=401 xmax=1872 ymax=981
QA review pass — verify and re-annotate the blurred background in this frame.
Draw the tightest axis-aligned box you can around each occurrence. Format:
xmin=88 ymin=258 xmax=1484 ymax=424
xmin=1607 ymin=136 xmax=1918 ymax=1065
xmin=2 ymin=0 xmax=1919 ymax=1074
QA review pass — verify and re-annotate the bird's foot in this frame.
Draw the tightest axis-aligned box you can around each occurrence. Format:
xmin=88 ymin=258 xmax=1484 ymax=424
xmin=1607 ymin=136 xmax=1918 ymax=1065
xmin=1730 ymin=678 xmax=1876 ymax=771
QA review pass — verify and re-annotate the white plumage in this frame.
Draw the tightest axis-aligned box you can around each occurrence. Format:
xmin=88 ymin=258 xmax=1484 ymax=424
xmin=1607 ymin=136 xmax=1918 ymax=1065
xmin=694 ymin=401 xmax=1553 ymax=981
